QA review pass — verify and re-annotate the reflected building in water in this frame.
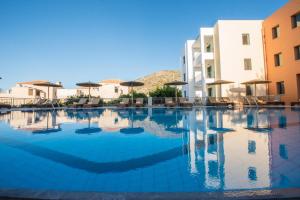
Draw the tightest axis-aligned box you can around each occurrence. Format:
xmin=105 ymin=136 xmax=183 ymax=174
xmin=183 ymin=108 xmax=271 ymax=190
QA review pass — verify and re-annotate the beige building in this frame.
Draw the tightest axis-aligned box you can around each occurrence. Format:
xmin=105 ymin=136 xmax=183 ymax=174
xmin=0 ymin=80 xmax=62 ymax=100
xmin=57 ymin=79 xmax=129 ymax=99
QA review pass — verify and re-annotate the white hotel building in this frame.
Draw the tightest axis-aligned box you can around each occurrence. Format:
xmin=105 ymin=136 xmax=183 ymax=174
xmin=181 ymin=20 xmax=267 ymax=99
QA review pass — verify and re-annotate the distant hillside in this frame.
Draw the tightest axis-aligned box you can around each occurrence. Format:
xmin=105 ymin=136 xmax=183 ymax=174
xmin=135 ymin=70 xmax=181 ymax=95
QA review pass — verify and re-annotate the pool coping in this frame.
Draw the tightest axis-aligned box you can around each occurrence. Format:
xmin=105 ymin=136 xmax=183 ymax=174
xmin=0 ymin=104 xmax=297 ymax=112
xmin=1 ymin=188 xmax=300 ymax=200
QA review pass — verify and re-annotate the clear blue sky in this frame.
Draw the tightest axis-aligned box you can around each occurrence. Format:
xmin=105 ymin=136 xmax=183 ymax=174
xmin=0 ymin=0 xmax=288 ymax=89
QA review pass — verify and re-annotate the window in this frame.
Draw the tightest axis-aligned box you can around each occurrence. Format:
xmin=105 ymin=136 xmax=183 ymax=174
xmin=294 ymin=45 xmax=300 ymax=60
xmin=246 ymin=85 xmax=252 ymax=96
xmin=36 ymin=90 xmax=40 ymax=96
xmin=279 ymin=116 xmax=287 ymax=129
xmin=248 ymin=167 xmax=257 ymax=181
xmin=279 ymin=144 xmax=288 ymax=159
xmin=272 ymin=26 xmax=280 ymax=39
xmin=277 ymin=81 xmax=285 ymax=95
xmin=242 ymin=33 xmax=250 ymax=45
xmin=114 ymin=86 xmax=118 ymax=93
xmin=291 ymin=12 xmax=300 ymax=28
xmin=184 ymin=91 xmax=187 ymax=97
xmin=244 ymin=58 xmax=252 ymax=70
xmin=182 ymin=56 xmax=186 ymax=64
xmin=248 ymin=140 xmax=256 ymax=154
xmin=274 ymin=53 xmax=282 ymax=67
xmin=206 ymin=44 xmax=212 ymax=52
xmin=183 ymin=73 xmax=186 ymax=82
xmin=207 ymin=66 xmax=214 ymax=78
xmin=208 ymin=161 xmax=218 ymax=178
xmin=208 ymin=88 xmax=213 ymax=97
xmin=28 ymin=89 xmax=33 ymax=96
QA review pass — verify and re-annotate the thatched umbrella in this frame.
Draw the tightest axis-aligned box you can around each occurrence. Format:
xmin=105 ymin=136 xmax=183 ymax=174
xmin=241 ymin=79 xmax=271 ymax=96
xmin=164 ymin=81 xmax=188 ymax=103
xmin=76 ymin=82 xmax=101 ymax=100
xmin=33 ymin=82 xmax=62 ymax=99
xmin=120 ymin=81 xmax=144 ymax=104
xmin=206 ymin=80 xmax=234 ymax=97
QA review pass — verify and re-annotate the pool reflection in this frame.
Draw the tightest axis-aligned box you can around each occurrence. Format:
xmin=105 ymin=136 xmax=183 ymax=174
xmin=0 ymin=107 xmax=300 ymax=191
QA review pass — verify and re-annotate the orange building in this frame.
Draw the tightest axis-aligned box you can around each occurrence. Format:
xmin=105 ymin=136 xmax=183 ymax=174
xmin=263 ymin=0 xmax=300 ymax=104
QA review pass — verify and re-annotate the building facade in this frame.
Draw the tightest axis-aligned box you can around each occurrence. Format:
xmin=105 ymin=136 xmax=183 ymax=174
xmin=182 ymin=20 xmax=266 ymax=99
xmin=56 ymin=79 xmax=128 ymax=99
xmin=263 ymin=0 xmax=300 ymax=104
xmin=0 ymin=80 xmax=61 ymax=99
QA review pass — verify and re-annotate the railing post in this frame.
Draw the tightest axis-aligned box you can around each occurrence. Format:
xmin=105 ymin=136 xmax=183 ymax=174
xmin=148 ymin=97 xmax=152 ymax=107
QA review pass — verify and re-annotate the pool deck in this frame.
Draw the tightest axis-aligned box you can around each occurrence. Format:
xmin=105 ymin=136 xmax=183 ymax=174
xmin=1 ymin=188 xmax=300 ymax=200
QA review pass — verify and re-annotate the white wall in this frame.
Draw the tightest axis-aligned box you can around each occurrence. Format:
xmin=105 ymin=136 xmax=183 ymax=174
xmin=215 ymin=20 xmax=266 ymax=97
xmin=182 ymin=40 xmax=195 ymax=99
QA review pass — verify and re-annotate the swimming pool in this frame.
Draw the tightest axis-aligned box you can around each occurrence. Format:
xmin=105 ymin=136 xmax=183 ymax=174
xmin=0 ymin=108 xmax=299 ymax=198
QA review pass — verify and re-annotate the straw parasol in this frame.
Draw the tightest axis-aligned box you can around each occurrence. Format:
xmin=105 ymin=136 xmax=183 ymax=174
xmin=164 ymin=81 xmax=188 ymax=103
xmin=241 ymin=79 xmax=271 ymax=96
xmin=120 ymin=81 xmax=144 ymax=104
xmin=33 ymin=82 xmax=62 ymax=99
xmin=76 ymin=82 xmax=101 ymax=100
xmin=206 ymin=80 xmax=234 ymax=97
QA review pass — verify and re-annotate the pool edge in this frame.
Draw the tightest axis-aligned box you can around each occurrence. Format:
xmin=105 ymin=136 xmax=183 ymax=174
xmin=1 ymin=188 xmax=300 ymax=200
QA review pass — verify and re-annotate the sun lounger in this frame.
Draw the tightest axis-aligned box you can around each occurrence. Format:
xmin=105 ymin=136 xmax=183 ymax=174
xmin=119 ymin=98 xmax=130 ymax=107
xmin=291 ymin=100 xmax=300 ymax=107
xmin=221 ymin=97 xmax=235 ymax=107
xmin=36 ymin=99 xmax=62 ymax=108
xmin=257 ymin=96 xmax=285 ymax=106
xmin=21 ymin=99 xmax=48 ymax=108
xmin=70 ymin=98 xmax=88 ymax=108
xmin=83 ymin=98 xmax=101 ymax=108
xmin=135 ymin=98 xmax=144 ymax=107
xmin=179 ymin=97 xmax=193 ymax=107
xmin=165 ymin=98 xmax=176 ymax=107
xmin=0 ymin=103 xmax=11 ymax=109
xmin=207 ymin=97 xmax=226 ymax=106
xmin=243 ymin=96 xmax=257 ymax=106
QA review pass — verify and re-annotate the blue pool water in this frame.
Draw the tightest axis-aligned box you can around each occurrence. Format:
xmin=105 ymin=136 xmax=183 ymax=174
xmin=0 ymin=108 xmax=299 ymax=193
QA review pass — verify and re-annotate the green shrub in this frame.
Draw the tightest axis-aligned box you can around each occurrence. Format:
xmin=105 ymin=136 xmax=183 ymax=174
xmin=149 ymin=86 xmax=182 ymax=97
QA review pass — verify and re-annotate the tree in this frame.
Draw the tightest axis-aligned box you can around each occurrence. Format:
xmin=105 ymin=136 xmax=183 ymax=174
xmin=149 ymin=86 xmax=182 ymax=97
xmin=119 ymin=91 xmax=147 ymax=99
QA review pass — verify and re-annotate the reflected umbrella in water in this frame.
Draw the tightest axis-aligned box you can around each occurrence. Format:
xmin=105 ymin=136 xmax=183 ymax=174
xmin=74 ymin=110 xmax=102 ymax=134
xmin=32 ymin=111 xmax=61 ymax=134
xmin=150 ymin=108 xmax=184 ymax=128
xmin=119 ymin=108 xmax=145 ymax=134
xmin=163 ymin=109 xmax=189 ymax=134
xmin=206 ymin=109 xmax=235 ymax=133
xmin=244 ymin=108 xmax=272 ymax=133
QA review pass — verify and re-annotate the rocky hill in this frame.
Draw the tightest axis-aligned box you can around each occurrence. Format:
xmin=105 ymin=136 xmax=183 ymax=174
xmin=135 ymin=70 xmax=181 ymax=95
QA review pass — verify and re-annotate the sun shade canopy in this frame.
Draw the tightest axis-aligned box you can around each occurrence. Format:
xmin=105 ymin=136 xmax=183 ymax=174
xmin=33 ymin=82 xmax=62 ymax=88
xmin=241 ymin=79 xmax=271 ymax=85
xmin=120 ymin=81 xmax=144 ymax=87
xmin=164 ymin=81 xmax=188 ymax=86
xmin=206 ymin=80 xmax=234 ymax=85
xmin=76 ymin=82 xmax=101 ymax=87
